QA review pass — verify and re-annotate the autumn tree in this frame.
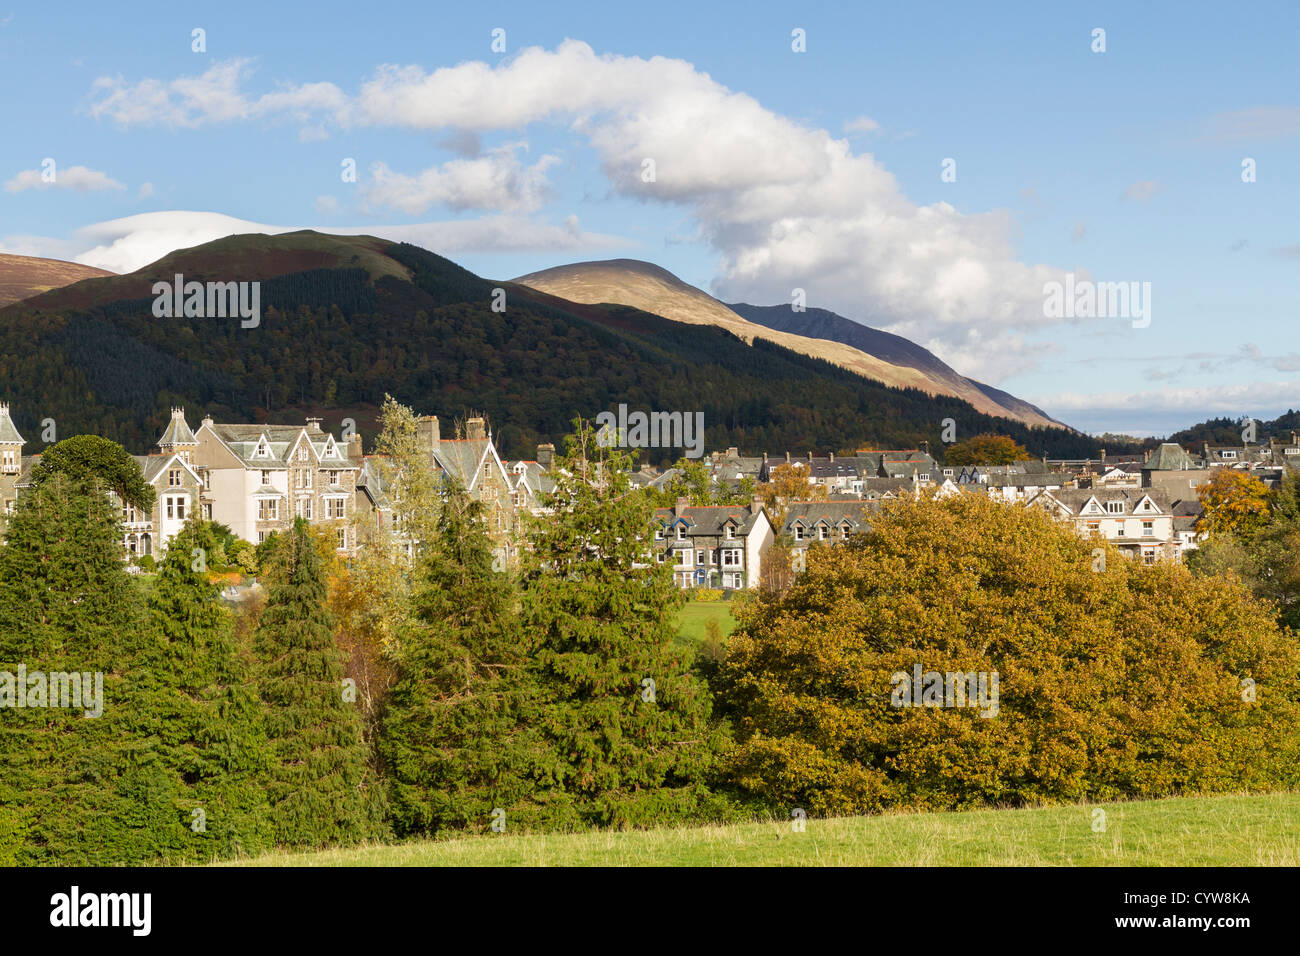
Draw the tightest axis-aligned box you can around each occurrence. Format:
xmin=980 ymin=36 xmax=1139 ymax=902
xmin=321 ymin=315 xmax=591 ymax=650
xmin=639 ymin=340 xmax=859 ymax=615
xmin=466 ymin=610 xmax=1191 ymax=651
xmin=717 ymin=493 xmax=1300 ymax=817
xmin=1196 ymin=468 xmax=1272 ymax=536
xmin=942 ymin=433 xmax=1031 ymax=467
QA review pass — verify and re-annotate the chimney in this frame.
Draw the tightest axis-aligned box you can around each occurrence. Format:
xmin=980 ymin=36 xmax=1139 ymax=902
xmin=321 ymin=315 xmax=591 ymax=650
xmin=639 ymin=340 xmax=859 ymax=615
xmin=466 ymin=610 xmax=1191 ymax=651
xmin=785 ymin=451 xmax=791 ymax=463
xmin=829 ymin=451 xmax=835 ymax=462
xmin=750 ymin=495 xmax=763 ymax=516
xmin=417 ymin=415 xmax=441 ymax=456
xmin=306 ymin=417 xmax=323 ymax=433
xmin=675 ymin=496 xmax=689 ymax=517
xmin=1101 ymin=448 xmax=1106 ymax=462
xmin=201 ymin=414 xmax=214 ymax=431
xmin=537 ymin=442 xmax=555 ymax=470
xmin=348 ymin=431 xmax=362 ymax=461
xmin=467 ymin=417 xmax=486 ymax=441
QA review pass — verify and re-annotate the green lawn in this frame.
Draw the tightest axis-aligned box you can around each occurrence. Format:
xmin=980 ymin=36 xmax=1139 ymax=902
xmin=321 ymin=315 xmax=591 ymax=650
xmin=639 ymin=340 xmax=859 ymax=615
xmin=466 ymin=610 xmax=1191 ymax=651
xmin=674 ymin=599 xmax=737 ymax=647
xmin=224 ymin=792 xmax=1298 ymax=867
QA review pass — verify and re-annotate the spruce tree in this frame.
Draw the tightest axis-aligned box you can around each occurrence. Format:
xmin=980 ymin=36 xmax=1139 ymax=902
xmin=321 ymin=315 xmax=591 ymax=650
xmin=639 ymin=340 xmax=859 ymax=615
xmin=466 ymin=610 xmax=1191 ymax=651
xmin=519 ymin=422 xmax=728 ymax=828
xmin=0 ymin=472 xmax=170 ymax=864
xmin=255 ymin=518 xmax=383 ymax=848
xmin=136 ymin=518 xmax=270 ymax=861
xmin=380 ymin=480 xmax=544 ymax=835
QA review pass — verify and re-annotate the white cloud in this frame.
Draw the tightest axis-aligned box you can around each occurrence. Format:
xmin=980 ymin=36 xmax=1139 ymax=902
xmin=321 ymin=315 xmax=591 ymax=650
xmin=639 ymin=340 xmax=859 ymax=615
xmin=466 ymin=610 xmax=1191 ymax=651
xmin=364 ymin=146 xmax=559 ymax=214
xmin=84 ymin=42 xmax=1087 ymax=380
xmin=5 ymin=164 xmax=125 ymax=192
xmin=137 ymin=182 xmax=154 ymax=199
xmin=1121 ymin=180 xmax=1163 ymax=202
xmin=2 ymin=209 xmax=624 ymax=274
xmin=843 ymin=115 xmax=881 ymax=134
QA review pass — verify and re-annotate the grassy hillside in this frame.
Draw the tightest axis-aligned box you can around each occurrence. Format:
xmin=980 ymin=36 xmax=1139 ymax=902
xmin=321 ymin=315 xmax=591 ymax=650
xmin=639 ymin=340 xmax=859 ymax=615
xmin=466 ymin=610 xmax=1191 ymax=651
xmin=0 ymin=232 xmax=1098 ymax=463
xmin=224 ymin=792 xmax=1298 ymax=867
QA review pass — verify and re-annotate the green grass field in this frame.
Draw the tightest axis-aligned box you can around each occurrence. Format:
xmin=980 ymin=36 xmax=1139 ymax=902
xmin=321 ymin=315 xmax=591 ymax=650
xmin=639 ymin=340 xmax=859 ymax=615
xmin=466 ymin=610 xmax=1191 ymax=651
xmin=674 ymin=599 xmax=737 ymax=647
xmin=224 ymin=792 xmax=1298 ymax=867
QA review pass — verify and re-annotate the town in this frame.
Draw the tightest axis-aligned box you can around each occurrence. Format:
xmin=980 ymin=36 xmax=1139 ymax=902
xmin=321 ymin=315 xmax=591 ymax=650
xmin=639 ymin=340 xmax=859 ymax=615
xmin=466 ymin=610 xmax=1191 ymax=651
xmin=4 ymin=401 xmax=1296 ymax=588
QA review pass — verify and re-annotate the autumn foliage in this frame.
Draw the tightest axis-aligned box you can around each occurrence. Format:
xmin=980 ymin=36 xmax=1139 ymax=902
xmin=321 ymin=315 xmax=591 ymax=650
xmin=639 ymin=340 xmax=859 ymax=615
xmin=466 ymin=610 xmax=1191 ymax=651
xmin=716 ymin=493 xmax=1300 ymax=817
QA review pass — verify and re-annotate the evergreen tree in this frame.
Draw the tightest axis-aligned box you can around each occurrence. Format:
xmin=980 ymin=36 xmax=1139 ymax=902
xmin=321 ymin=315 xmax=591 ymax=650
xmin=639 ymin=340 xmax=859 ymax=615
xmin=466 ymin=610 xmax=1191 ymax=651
xmin=135 ymin=518 xmax=271 ymax=860
xmin=381 ymin=481 xmax=544 ymax=835
xmin=519 ymin=421 xmax=729 ymax=829
xmin=254 ymin=518 xmax=384 ymax=847
xmin=0 ymin=472 xmax=170 ymax=864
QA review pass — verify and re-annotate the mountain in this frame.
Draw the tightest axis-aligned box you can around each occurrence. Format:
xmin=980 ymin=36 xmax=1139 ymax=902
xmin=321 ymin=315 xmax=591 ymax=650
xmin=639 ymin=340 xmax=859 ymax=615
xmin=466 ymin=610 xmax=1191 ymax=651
xmin=725 ymin=302 xmax=1068 ymax=429
xmin=0 ymin=232 xmax=1098 ymax=463
xmin=0 ymin=253 xmax=115 ymax=308
xmin=514 ymin=259 xmax=1064 ymax=429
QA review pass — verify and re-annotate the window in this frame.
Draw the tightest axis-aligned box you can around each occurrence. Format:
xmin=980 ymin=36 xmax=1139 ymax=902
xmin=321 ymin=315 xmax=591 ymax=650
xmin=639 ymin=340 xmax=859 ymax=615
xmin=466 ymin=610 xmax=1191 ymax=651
xmin=257 ymin=531 xmax=267 ymax=544
xmin=696 ymin=550 xmax=705 ymax=566
xmin=841 ymin=524 xmax=852 ymax=540
xmin=258 ymin=499 xmax=278 ymax=521
xmin=305 ymin=470 xmax=313 ymax=489
xmin=298 ymin=447 xmax=308 ymax=462
xmin=676 ymin=526 xmax=686 ymax=540
xmin=302 ymin=499 xmax=313 ymax=520
xmin=1221 ymin=450 xmax=1238 ymax=460
xmin=1142 ymin=520 xmax=1154 ymax=535
xmin=1116 ymin=524 xmax=1125 ymax=537
xmin=655 ymin=527 xmax=664 ymax=540
xmin=329 ymin=470 xmax=341 ymax=486
xmin=2 ymin=449 xmax=15 ymax=471
xmin=722 ymin=549 xmax=742 ymax=567
xmin=261 ymin=470 xmax=272 ymax=486
xmin=328 ymin=498 xmax=345 ymax=519
xmin=656 ymin=552 xmax=665 ymax=564
xmin=725 ymin=525 xmax=735 ymax=539
xmin=168 ymin=469 xmax=181 ymax=487
xmin=677 ymin=550 xmax=691 ymax=568
xmin=1287 ymin=447 xmax=1300 ymax=456
xmin=1106 ymin=501 xmax=1124 ymax=514
xmin=1142 ymin=549 xmax=1156 ymax=565
xmin=165 ymin=497 xmax=186 ymax=521
xmin=818 ymin=525 xmax=829 ymax=540
xmin=793 ymin=525 xmax=805 ymax=542
xmin=336 ymin=527 xmax=347 ymax=550
xmin=202 ymin=504 xmax=212 ymax=520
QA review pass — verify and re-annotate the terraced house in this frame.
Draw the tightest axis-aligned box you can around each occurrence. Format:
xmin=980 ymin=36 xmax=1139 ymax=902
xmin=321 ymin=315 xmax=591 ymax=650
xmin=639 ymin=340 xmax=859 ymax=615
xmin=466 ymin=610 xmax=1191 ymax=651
xmin=1024 ymin=488 xmax=1179 ymax=563
xmin=653 ymin=498 xmax=773 ymax=589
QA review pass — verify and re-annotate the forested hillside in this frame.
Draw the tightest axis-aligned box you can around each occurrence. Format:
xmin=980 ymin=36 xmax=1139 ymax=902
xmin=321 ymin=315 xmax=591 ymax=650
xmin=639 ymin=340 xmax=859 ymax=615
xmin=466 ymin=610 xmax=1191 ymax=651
xmin=0 ymin=234 xmax=1098 ymax=462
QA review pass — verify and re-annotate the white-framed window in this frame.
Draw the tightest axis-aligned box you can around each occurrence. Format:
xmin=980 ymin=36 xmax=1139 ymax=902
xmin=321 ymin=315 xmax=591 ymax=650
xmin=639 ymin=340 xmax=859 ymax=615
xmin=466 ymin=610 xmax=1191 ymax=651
xmin=696 ymin=550 xmax=705 ymax=565
xmin=261 ymin=469 xmax=272 ymax=485
xmin=1142 ymin=520 xmax=1154 ymax=535
xmin=656 ymin=552 xmax=665 ymax=564
xmin=258 ymin=499 xmax=278 ymax=521
xmin=1221 ymin=450 xmax=1238 ymax=460
xmin=168 ymin=469 xmax=182 ymax=487
xmin=257 ymin=531 xmax=267 ymax=544
xmin=328 ymin=498 xmax=345 ymax=519
xmin=2 ymin=449 xmax=16 ymax=471
xmin=298 ymin=447 xmax=308 ymax=462
xmin=840 ymin=523 xmax=852 ymax=540
xmin=165 ymin=496 xmax=186 ymax=521
xmin=721 ymin=549 xmax=742 ymax=567
xmin=793 ymin=525 xmax=805 ymax=541
xmin=655 ymin=527 xmax=664 ymax=540
xmin=677 ymin=550 xmax=691 ymax=568
xmin=1116 ymin=524 xmax=1125 ymax=537
xmin=329 ymin=471 xmax=341 ymax=486
xmin=725 ymin=525 xmax=735 ymax=539
xmin=818 ymin=525 xmax=829 ymax=540
xmin=676 ymin=525 xmax=686 ymax=540
xmin=1106 ymin=501 xmax=1124 ymax=514
xmin=303 ymin=499 xmax=313 ymax=520
xmin=202 ymin=504 xmax=212 ymax=520
xmin=336 ymin=527 xmax=347 ymax=550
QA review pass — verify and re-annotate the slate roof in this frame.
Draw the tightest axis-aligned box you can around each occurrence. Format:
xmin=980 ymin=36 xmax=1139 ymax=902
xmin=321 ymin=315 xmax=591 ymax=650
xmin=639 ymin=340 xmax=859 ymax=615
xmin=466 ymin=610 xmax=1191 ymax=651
xmin=1027 ymin=488 xmax=1173 ymax=515
xmin=0 ymin=405 xmax=25 ymax=445
xmin=654 ymin=505 xmax=765 ymax=538
xmin=157 ymin=411 xmax=197 ymax=448
xmin=205 ymin=423 xmax=356 ymax=469
xmin=783 ymin=500 xmax=876 ymax=535
xmin=1143 ymin=443 xmax=1194 ymax=471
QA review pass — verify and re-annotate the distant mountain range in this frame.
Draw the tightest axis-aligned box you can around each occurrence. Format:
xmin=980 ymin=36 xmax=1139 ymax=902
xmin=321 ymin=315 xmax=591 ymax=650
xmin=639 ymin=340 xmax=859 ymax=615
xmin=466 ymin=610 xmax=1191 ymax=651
xmin=0 ymin=234 xmax=1098 ymax=461
xmin=0 ymin=253 xmax=114 ymax=308
xmin=514 ymin=258 xmax=1064 ymax=429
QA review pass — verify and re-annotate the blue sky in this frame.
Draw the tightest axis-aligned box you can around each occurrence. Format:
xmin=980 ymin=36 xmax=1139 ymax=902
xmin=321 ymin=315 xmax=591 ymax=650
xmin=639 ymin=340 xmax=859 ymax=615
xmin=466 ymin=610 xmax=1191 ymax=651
xmin=2 ymin=0 xmax=1298 ymax=435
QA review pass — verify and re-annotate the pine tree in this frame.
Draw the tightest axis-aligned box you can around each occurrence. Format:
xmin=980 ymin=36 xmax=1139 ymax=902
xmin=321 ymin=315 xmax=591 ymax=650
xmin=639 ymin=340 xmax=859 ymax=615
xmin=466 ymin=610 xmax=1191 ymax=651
xmin=0 ymin=472 xmax=170 ymax=864
xmin=519 ymin=421 xmax=728 ymax=829
xmin=380 ymin=480 xmax=545 ymax=835
xmin=135 ymin=518 xmax=270 ymax=861
xmin=255 ymin=518 xmax=384 ymax=848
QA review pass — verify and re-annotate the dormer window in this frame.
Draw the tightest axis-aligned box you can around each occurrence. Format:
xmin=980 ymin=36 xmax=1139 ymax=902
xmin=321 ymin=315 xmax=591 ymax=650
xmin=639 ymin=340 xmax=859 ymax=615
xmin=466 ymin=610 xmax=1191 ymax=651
xmin=1287 ymin=448 xmax=1299 ymax=456
xmin=1106 ymin=501 xmax=1124 ymax=514
xmin=1221 ymin=450 xmax=1238 ymax=460
xmin=793 ymin=525 xmax=805 ymax=542
xmin=676 ymin=526 xmax=686 ymax=541
xmin=255 ymin=437 xmax=271 ymax=459
xmin=725 ymin=525 xmax=735 ymax=539
xmin=818 ymin=525 xmax=829 ymax=540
